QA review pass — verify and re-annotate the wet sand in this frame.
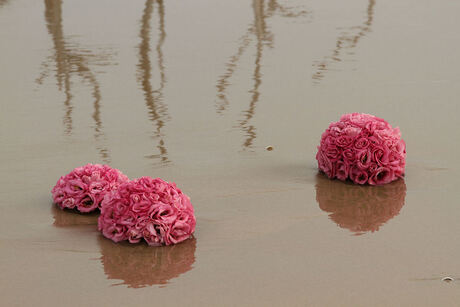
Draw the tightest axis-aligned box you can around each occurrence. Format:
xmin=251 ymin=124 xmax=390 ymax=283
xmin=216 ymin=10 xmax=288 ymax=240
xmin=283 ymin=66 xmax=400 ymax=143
xmin=1 ymin=0 xmax=460 ymax=306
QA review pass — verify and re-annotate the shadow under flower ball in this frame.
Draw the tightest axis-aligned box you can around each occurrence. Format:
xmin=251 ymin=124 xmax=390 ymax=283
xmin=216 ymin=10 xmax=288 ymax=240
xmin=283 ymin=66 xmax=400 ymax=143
xmin=51 ymin=205 xmax=99 ymax=227
xmin=98 ymin=236 xmax=196 ymax=288
xmin=316 ymin=113 xmax=406 ymax=185
xmin=315 ymin=174 xmax=407 ymax=235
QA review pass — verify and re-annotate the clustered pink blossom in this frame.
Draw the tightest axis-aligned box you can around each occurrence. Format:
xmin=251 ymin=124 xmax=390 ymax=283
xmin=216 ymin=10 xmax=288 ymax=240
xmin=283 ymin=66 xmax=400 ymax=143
xmin=98 ymin=177 xmax=196 ymax=246
xmin=316 ymin=113 xmax=406 ymax=185
xmin=52 ymin=164 xmax=129 ymax=213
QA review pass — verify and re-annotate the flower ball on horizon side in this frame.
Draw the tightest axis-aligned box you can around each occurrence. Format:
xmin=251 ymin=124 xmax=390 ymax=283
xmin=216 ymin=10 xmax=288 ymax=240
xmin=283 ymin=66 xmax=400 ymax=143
xmin=316 ymin=113 xmax=406 ymax=185
xmin=98 ymin=176 xmax=196 ymax=246
xmin=52 ymin=164 xmax=129 ymax=213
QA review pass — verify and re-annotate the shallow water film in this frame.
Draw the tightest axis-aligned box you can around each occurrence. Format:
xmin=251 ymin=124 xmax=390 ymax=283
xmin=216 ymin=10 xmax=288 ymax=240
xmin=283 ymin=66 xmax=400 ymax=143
xmin=1 ymin=0 xmax=460 ymax=306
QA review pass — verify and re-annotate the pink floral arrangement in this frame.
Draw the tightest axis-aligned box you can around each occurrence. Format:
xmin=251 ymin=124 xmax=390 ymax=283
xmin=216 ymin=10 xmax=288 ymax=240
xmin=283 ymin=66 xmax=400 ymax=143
xmin=98 ymin=177 xmax=196 ymax=246
xmin=316 ymin=113 xmax=406 ymax=185
xmin=51 ymin=164 xmax=129 ymax=213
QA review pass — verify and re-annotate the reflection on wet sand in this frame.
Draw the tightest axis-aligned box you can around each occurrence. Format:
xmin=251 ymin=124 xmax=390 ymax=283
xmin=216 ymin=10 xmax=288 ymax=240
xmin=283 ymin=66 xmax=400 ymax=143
xmin=51 ymin=205 xmax=98 ymax=227
xmin=315 ymin=174 xmax=406 ymax=235
xmin=312 ymin=0 xmax=375 ymax=82
xmin=216 ymin=0 xmax=307 ymax=150
xmin=137 ymin=0 xmax=170 ymax=165
xmin=98 ymin=237 xmax=196 ymax=288
xmin=38 ymin=0 xmax=112 ymax=163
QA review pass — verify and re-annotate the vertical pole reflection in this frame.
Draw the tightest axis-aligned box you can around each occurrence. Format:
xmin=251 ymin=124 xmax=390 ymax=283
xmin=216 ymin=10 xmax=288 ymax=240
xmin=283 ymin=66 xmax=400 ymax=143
xmin=40 ymin=0 xmax=112 ymax=163
xmin=215 ymin=27 xmax=254 ymax=114
xmin=138 ymin=0 xmax=170 ymax=165
xmin=43 ymin=0 xmax=73 ymax=135
xmin=216 ymin=1 xmax=308 ymax=150
xmin=238 ymin=0 xmax=266 ymax=149
xmin=312 ymin=0 xmax=376 ymax=82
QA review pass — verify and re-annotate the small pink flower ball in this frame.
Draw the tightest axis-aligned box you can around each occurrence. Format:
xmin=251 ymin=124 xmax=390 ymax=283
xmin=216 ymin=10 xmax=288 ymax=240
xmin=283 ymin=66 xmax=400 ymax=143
xmin=98 ymin=177 xmax=196 ymax=246
xmin=316 ymin=113 xmax=406 ymax=185
xmin=51 ymin=164 xmax=129 ymax=213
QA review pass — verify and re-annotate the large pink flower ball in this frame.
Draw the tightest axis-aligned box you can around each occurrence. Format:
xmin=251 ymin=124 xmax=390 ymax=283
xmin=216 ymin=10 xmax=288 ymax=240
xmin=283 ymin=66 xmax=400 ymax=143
xmin=316 ymin=113 xmax=406 ymax=185
xmin=98 ymin=177 xmax=196 ymax=246
xmin=51 ymin=164 xmax=129 ymax=213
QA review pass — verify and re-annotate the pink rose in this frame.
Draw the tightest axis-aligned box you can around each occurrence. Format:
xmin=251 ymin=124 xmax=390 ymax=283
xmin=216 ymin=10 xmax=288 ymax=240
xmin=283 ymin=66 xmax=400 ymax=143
xmin=320 ymin=134 xmax=335 ymax=147
xmin=368 ymin=167 xmax=395 ymax=185
xmin=102 ymin=224 xmax=128 ymax=243
xmin=342 ymin=126 xmax=361 ymax=138
xmin=167 ymin=212 xmax=196 ymax=245
xmin=324 ymin=145 xmax=341 ymax=161
xmin=356 ymin=150 xmax=371 ymax=170
xmin=77 ymin=194 xmax=98 ymax=213
xmin=143 ymin=222 xmax=166 ymax=246
xmin=118 ymin=211 xmax=137 ymax=227
xmin=150 ymin=203 xmax=178 ymax=224
xmin=372 ymin=146 xmax=390 ymax=166
xmin=349 ymin=166 xmax=369 ymax=184
xmin=342 ymin=149 xmax=355 ymax=163
xmin=394 ymin=165 xmax=405 ymax=178
xmin=329 ymin=126 xmax=343 ymax=137
xmin=113 ymin=200 xmax=129 ymax=217
xmin=132 ymin=200 xmax=152 ymax=214
xmin=339 ymin=113 xmax=354 ymax=123
xmin=336 ymin=135 xmax=354 ymax=148
xmin=368 ymin=162 xmax=378 ymax=174
xmin=127 ymin=228 xmax=142 ymax=244
xmin=317 ymin=150 xmax=335 ymax=179
xmin=354 ymin=137 xmax=370 ymax=150
xmin=388 ymin=150 xmax=402 ymax=167
xmin=396 ymin=139 xmax=406 ymax=154
xmin=335 ymin=161 xmax=349 ymax=181
xmin=89 ymin=181 xmax=105 ymax=195
xmin=368 ymin=135 xmax=380 ymax=147
xmin=62 ymin=197 xmax=76 ymax=209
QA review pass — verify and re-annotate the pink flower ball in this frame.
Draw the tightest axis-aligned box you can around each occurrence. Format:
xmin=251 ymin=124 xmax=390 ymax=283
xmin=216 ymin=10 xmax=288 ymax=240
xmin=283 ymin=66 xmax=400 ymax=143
xmin=316 ymin=113 xmax=406 ymax=185
xmin=51 ymin=164 xmax=129 ymax=213
xmin=98 ymin=177 xmax=196 ymax=246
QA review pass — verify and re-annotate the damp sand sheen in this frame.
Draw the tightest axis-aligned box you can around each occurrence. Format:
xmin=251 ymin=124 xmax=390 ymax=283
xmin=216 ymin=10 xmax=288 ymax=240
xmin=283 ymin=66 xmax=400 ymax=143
xmin=1 ymin=0 xmax=460 ymax=306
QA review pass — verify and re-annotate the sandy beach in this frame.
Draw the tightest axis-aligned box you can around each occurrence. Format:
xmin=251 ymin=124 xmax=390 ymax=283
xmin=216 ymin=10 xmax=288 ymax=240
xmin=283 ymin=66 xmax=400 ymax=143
xmin=1 ymin=0 xmax=460 ymax=306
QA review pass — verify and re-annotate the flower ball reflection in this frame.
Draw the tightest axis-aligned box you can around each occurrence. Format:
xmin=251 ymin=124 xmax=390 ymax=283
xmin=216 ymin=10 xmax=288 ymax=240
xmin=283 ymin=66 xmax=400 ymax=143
xmin=98 ymin=236 xmax=196 ymax=288
xmin=52 ymin=205 xmax=98 ymax=227
xmin=315 ymin=175 xmax=406 ymax=235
